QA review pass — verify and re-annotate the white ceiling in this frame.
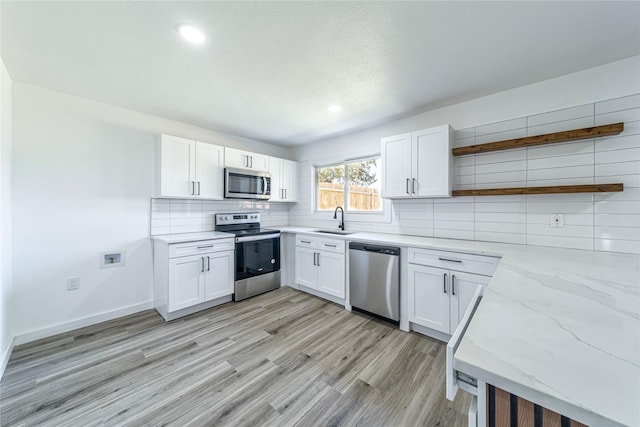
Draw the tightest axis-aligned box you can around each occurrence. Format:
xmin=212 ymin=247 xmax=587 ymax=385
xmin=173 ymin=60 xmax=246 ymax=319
xmin=1 ymin=1 xmax=639 ymax=146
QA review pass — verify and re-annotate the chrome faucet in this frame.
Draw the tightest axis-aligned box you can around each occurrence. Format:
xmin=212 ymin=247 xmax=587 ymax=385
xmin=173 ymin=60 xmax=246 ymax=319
xmin=333 ymin=206 xmax=345 ymax=230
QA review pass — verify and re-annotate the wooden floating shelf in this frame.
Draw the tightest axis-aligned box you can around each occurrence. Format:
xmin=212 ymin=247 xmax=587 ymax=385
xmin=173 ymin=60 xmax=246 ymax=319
xmin=452 ymin=183 xmax=624 ymax=197
xmin=452 ymin=122 xmax=624 ymax=156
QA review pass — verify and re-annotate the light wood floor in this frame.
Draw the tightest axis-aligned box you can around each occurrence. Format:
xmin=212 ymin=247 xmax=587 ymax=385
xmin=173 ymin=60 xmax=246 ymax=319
xmin=1 ymin=287 xmax=471 ymax=426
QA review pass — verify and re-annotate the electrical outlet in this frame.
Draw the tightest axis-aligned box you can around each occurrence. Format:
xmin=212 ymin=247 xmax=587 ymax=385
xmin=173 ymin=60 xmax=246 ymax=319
xmin=67 ymin=277 xmax=80 ymax=291
xmin=549 ymin=214 xmax=564 ymax=228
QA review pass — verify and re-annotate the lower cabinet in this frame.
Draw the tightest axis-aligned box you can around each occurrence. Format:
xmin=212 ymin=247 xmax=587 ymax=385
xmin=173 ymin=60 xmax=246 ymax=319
xmin=294 ymin=235 xmax=346 ymax=299
xmin=168 ymin=251 xmax=234 ymax=312
xmin=407 ymin=248 xmax=495 ymax=335
xmin=153 ymin=237 xmax=235 ymax=320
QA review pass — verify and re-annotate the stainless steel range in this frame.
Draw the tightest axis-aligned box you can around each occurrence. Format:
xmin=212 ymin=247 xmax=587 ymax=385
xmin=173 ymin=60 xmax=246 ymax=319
xmin=215 ymin=213 xmax=281 ymax=301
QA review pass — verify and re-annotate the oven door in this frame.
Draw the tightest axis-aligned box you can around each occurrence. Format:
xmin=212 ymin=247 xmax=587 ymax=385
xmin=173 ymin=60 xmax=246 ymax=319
xmin=235 ymin=234 xmax=281 ymax=281
xmin=225 ymin=167 xmax=271 ymax=200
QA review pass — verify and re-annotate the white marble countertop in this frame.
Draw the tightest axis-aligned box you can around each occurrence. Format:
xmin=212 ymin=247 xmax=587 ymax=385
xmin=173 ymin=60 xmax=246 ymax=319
xmin=150 ymin=231 xmax=235 ymax=244
xmin=279 ymin=226 xmax=640 ymax=426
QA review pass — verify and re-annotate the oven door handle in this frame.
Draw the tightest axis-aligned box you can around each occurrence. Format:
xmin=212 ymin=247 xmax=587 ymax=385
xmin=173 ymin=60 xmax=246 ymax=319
xmin=235 ymin=233 xmax=281 ymax=243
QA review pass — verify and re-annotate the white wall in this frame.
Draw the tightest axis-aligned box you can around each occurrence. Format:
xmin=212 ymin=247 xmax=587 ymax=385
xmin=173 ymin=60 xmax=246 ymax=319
xmin=289 ymin=57 xmax=640 ymax=254
xmin=11 ymin=83 xmax=290 ymax=342
xmin=0 ymin=58 xmax=13 ymax=372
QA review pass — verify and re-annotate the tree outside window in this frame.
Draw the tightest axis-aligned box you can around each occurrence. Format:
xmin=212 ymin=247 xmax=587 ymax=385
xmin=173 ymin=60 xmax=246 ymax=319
xmin=316 ymin=157 xmax=382 ymax=212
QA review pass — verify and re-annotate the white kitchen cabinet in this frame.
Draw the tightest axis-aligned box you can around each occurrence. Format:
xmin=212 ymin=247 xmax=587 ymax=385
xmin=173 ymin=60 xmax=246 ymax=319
xmin=153 ymin=237 xmax=235 ymax=321
xmin=294 ymin=235 xmax=346 ymax=299
xmin=269 ymin=157 xmax=298 ymax=202
xmin=407 ymin=247 xmax=496 ymax=335
xmin=295 ymin=246 xmax=318 ymax=288
xmin=408 ymin=264 xmax=451 ymax=334
xmin=168 ymin=255 xmax=204 ymax=312
xmin=203 ymin=250 xmax=234 ymax=301
xmin=381 ymin=124 xmax=453 ymax=198
xmin=157 ymin=134 xmax=224 ymax=199
xmin=316 ymin=250 xmax=346 ymax=298
xmin=225 ymin=147 xmax=269 ymax=172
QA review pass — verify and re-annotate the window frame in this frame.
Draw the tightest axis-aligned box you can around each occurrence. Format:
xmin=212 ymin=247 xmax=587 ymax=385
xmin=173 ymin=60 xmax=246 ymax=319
xmin=311 ymin=155 xmax=391 ymax=224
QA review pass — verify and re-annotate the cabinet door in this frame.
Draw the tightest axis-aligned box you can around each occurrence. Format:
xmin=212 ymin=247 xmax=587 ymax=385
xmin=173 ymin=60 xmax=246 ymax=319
xmin=268 ymin=157 xmax=283 ymax=202
xmin=316 ymin=250 xmax=345 ymax=298
xmin=249 ymin=153 xmax=270 ymax=172
xmin=381 ymin=133 xmax=413 ymax=198
xmin=168 ymin=255 xmax=204 ymax=312
xmin=225 ymin=147 xmax=251 ymax=169
xmin=413 ymin=125 xmax=452 ymax=197
xmin=160 ymin=135 xmax=196 ymax=197
xmin=295 ymin=246 xmax=317 ymax=289
xmin=203 ymin=250 xmax=234 ymax=301
xmin=281 ymin=159 xmax=298 ymax=202
xmin=195 ymin=142 xmax=224 ymax=199
xmin=450 ymin=271 xmax=490 ymax=333
xmin=407 ymin=264 xmax=450 ymax=334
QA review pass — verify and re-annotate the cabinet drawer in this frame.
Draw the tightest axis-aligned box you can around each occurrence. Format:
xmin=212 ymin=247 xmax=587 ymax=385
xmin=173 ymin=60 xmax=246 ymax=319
xmin=408 ymin=247 xmax=499 ymax=277
xmin=296 ymin=235 xmax=319 ymax=248
xmin=169 ymin=239 xmax=235 ymax=258
xmin=317 ymin=238 xmax=345 ymax=254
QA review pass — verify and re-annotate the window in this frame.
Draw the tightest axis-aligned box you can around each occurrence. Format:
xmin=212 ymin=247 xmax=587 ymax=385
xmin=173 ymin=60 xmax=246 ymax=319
xmin=316 ymin=157 xmax=382 ymax=212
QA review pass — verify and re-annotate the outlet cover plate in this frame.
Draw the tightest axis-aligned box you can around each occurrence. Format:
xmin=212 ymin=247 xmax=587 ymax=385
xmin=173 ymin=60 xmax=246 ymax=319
xmin=67 ymin=277 xmax=80 ymax=291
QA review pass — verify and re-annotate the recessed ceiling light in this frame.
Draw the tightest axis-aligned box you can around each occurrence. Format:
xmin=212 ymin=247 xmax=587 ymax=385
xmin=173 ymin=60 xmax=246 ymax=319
xmin=177 ymin=24 xmax=206 ymax=45
xmin=328 ymin=104 xmax=342 ymax=113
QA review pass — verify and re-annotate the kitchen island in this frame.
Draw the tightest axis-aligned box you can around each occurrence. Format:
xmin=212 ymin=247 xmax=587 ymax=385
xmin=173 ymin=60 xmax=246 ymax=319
xmin=279 ymin=227 xmax=640 ymax=426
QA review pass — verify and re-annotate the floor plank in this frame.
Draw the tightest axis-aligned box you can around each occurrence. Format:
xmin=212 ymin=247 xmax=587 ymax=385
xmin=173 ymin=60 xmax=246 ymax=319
xmin=1 ymin=287 xmax=471 ymax=426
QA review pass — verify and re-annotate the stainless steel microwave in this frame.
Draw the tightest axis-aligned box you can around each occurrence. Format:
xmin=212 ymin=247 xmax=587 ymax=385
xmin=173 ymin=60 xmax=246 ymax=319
xmin=224 ymin=167 xmax=271 ymax=200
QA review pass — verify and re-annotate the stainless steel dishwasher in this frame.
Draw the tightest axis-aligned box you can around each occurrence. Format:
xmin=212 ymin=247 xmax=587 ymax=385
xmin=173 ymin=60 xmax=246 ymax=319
xmin=349 ymin=242 xmax=400 ymax=322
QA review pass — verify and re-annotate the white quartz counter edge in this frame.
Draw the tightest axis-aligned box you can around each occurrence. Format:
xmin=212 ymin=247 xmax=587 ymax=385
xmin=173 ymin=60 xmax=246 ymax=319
xmin=280 ymin=226 xmax=640 ymax=427
xmin=151 ymin=231 xmax=235 ymax=244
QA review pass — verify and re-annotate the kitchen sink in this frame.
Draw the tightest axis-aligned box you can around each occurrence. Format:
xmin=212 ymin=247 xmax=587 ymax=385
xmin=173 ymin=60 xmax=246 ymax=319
xmin=314 ymin=230 xmax=356 ymax=235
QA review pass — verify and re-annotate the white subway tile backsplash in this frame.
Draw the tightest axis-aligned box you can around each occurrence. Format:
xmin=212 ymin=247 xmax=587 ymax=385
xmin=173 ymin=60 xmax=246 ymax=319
xmin=596 ymin=147 xmax=640 ymax=164
xmin=475 ymin=117 xmax=527 ymax=136
xmin=595 ymin=161 xmax=640 ymax=177
xmin=476 ymin=148 xmax=526 ymax=164
xmin=595 ymin=109 xmax=640 ymax=126
xmin=434 ymin=211 xmax=474 ymax=222
xmin=475 ymin=212 xmax=526 ymax=223
xmin=595 ymin=134 xmax=640 ymax=152
xmin=475 ymin=231 xmax=526 ymax=245
xmin=527 ymin=213 xmax=593 ymax=226
xmin=434 ymin=228 xmax=474 ymax=240
xmin=527 ymin=116 xmax=594 ymax=137
xmin=528 ymin=153 xmax=594 ymax=170
xmin=527 ymin=104 xmax=593 ymax=127
xmin=527 ymin=140 xmax=594 ymax=159
xmin=476 ymin=160 xmax=526 ymax=174
xmin=595 ymin=226 xmax=640 ymax=241
xmin=595 ymin=214 xmax=640 ymax=228
xmin=475 ymin=128 xmax=527 ymax=145
xmin=475 ymin=221 xmax=526 ymax=234
xmin=474 ymin=202 xmax=526 ymax=213
xmin=475 ymin=170 xmax=526 ymax=186
xmin=595 ymin=239 xmax=640 ymax=254
xmin=526 ymin=165 xmax=594 ymax=181
xmin=594 ymin=200 xmax=640 ymax=215
xmin=527 ymin=235 xmax=594 ymax=251
xmin=595 ymin=94 xmax=640 ymax=114
xmin=527 ymin=223 xmax=593 ymax=239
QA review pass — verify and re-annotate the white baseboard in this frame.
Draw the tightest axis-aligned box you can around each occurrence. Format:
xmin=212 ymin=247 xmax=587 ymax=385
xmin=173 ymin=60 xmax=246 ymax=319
xmin=13 ymin=300 xmax=154 ymax=346
xmin=0 ymin=335 xmax=15 ymax=380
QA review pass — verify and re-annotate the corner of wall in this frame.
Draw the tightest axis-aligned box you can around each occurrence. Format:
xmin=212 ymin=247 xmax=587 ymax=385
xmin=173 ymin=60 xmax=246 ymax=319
xmin=0 ymin=55 xmax=15 ymax=379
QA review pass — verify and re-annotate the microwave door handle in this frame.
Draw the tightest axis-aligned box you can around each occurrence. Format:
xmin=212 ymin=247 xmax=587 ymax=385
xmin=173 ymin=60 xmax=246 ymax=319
xmin=263 ymin=177 xmax=267 ymax=194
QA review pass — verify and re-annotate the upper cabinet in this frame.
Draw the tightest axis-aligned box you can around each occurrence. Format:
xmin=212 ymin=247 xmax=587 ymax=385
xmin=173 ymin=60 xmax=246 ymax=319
xmin=225 ymin=147 xmax=269 ymax=172
xmin=381 ymin=124 xmax=453 ymax=198
xmin=269 ymin=157 xmax=298 ymax=202
xmin=157 ymin=134 xmax=224 ymax=199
